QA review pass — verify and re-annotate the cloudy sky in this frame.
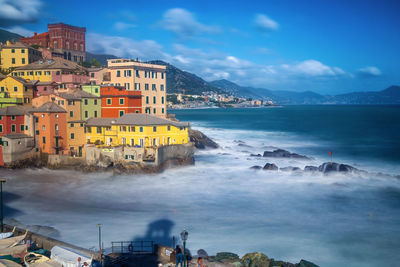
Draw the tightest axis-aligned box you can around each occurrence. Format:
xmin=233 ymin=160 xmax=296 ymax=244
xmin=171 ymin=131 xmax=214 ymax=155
xmin=1 ymin=0 xmax=399 ymax=94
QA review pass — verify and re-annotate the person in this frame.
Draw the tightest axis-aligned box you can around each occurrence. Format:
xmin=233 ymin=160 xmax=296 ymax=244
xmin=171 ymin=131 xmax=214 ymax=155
xmin=185 ymin=248 xmax=192 ymax=266
xmin=175 ymin=245 xmax=183 ymax=267
xmin=197 ymin=257 xmax=203 ymax=267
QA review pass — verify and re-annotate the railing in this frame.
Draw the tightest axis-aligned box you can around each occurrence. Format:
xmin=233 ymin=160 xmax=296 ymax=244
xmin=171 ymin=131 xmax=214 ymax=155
xmin=111 ymin=241 xmax=154 ymax=254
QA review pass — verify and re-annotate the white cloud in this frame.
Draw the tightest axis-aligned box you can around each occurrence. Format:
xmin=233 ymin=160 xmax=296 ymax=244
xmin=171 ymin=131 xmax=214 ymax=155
xmin=254 ymin=14 xmax=279 ymax=32
xmin=113 ymin=22 xmax=136 ymax=31
xmin=357 ymin=66 xmax=382 ymax=77
xmin=0 ymin=0 xmax=42 ymax=27
xmin=160 ymin=8 xmax=220 ymax=38
xmin=281 ymin=60 xmax=346 ymax=77
xmin=3 ymin=25 xmax=34 ymax=36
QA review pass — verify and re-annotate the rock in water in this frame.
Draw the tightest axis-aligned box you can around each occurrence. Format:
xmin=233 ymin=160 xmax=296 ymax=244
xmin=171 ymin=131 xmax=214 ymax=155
xmin=280 ymin=166 xmax=302 ymax=172
xmin=250 ymin=165 xmax=263 ymax=170
xmin=263 ymin=149 xmax=310 ymax=160
xmin=263 ymin=163 xmax=278 ymax=170
xmin=318 ymin=162 xmax=358 ymax=173
xmin=297 ymin=259 xmax=320 ymax=267
xmin=189 ymin=129 xmax=218 ymax=149
xmin=241 ymin=252 xmax=270 ymax=267
xmin=304 ymin=166 xmax=319 ymax=172
xmin=215 ymin=252 xmax=240 ymax=261
xmin=250 ymin=153 xmax=262 ymax=157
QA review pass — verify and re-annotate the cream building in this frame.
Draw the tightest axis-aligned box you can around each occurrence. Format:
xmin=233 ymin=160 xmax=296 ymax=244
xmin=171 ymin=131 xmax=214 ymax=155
xmin=107 ymin=59 xmax=167 ymax=118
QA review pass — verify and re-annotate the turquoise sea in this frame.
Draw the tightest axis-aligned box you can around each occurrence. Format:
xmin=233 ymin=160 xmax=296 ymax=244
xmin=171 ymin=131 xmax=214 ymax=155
xmin=1 ymin=105 xmax=400 ymax=267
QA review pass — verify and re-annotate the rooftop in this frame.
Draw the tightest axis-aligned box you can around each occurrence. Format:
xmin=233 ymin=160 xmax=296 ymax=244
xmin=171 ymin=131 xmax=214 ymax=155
xmin=115 ymin=113 xmax=188 ymax=127
xmin=32 ymin=102 xmax=66 ymax=113
xmin=86 ymin=117 xmax=115 ymax=127
xmin=2 ymin=133 xmax=33 ymax=139
xmin=0 ymin=106 xmax=29 ymax=116
xmin=15 ymin=58 xmax=87 ymax=72
xmin=2 ymin=41 xmax=31 ymax=49
xmin=57 ymin=90 xmax=99 ymax=100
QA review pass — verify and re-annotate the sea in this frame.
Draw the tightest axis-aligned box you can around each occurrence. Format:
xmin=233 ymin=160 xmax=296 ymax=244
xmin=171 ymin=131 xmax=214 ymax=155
xmin=1 ymin=105 xmax=400 ymax=267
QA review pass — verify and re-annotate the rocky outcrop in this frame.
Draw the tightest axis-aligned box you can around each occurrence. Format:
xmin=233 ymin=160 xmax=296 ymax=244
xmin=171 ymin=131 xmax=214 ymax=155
xmin=296 ymin=259 xmax=320 ymax=267
xmin=189 ymin=129 xmax=218 ymax=149
xmin=215 ymin=252 xmax=240 ymax=262
xmin=250 ymin=165 xmax=263 ymax=170
xmin=318 ymin=162 xmax=358 ymax=174
xmin=263 ymin=149 xmax=311 ymax=160
xmin=280 ymin=166 xmax=301 ymax=172
xmin=241 ymin=252 xmax=270 ymax=267
xmin=263 ymin=163 xmax=278 ymax=170
xmin=304 ymin=166 xmax=319 ymax=172
xmin=250 ymin=153 xmax=262 ymax=157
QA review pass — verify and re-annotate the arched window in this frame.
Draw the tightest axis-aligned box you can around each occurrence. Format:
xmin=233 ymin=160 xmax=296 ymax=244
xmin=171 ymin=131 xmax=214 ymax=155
xmin=66 ymin=41 xmax=69 ymax=50
xmin=74 ymin=43 xmax=77 ymax=50
xmin=54 ymin=41 xmax=58 ymax=49
xmin=80 ymin=43 xmax=84 ymax=51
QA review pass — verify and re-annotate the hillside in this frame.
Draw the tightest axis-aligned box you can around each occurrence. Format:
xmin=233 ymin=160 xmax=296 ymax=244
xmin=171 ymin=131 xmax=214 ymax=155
xmin=86 ymin=52 xmax=118 ymax=66
xmin=0 ymin=29 xmax=23 ymax=43
xmin=148 ymin=60 xmax=222 ymax=95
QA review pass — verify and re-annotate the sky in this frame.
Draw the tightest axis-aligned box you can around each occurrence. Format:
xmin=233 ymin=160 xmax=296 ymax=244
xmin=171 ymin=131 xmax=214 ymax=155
xmin=0 ymin=0 xmax=399 ymax=94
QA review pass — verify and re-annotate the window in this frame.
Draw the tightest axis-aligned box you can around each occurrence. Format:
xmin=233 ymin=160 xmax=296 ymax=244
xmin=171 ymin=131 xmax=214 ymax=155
xmin=44 ymin=87 xmax=47 ymax=91
xmin=167 ymin=125 xmax=171 ymax=131
xmin=95 ymin=88 xmax=99 ymax=94
xmin=153 ymin=126 xmax=157 ymax=132
xmin=161 ymin=72 xmax=164 ymax=79
xmin=42 ymin=125 xmax=46 ymax=130
xmin=94 ymin=99 xmax=98 ymax=105
xmin=87 ymin=127 xmax=92 ymax=133
xmin=12 ymin=58 xmax=15 ymax=64
xmin=11 ymin=115 xmax=16 ymax=120
xmin=152 ymin=72 xmax=155 ymax=78
xmin=11 ymin=49 xmax=15 ymax=53
xmin=134 ymin=83 xmax=140 ymax=90
xmin=161 ymin=85 xmax=164 ymax=91
xmin=135 ymin=70 xmax=139 ymax=77
xmin=119 ymin=110 xmax=124 ymax=117
xmin=55 ymin=114 xmax=59 ymax=118
xmin=20 ymin=124 xmax=24 ymax=131
xmin=70 ymin=111 xmax=73 ymax=117
xmin=146 ymin=96 xmax=149 ymax=104
xmin=145 ymin=71 xmax=148 ymax=78
xmin=153 ymin=108 xmax=156 ymax=114
xmin=71 ymin=133 xmax=75 ymax=139
xmin=130 ymin=126 xmax=135 ymax=132
xmin=145 ymin=84 xmax=149 ymax=91
xmin=70 ymin=123 xmax=74 ymax=127
xmin=85 ymin=111 xmax=88 ymax=118
xmin=97 ymin=127 xmax=102 ymax=134
xmin=117 ymin=70 xmax=121 ymax=77
xmin=42 ymin=136 xmax=46 ymax=144
xmin=122 ymin=126 xmax=127 ymax=132
xmin=84 ymin=99 xmax=88 ymax=105
xmin=11 ymin=124 xmax=16 ymax=132
xmin=107 ymin=98 xmax=111 ymax=105
xmin=119 ymin=98 xmax=124 ymax=105
xmin=125 ymin=83 xmax=130 ymax=90
xmin=55 ymin=124 xmax=59 ymax=131
xmin=161 ymin=96 xmax=164 ymax=104
xmin=0 ymin=125 xmax=2 ymax=132
xmin=22 ymin=58 xmax=25 ymax=64
xmin=130 ymin=138 xmax=134 ymax=146
xmin=94 ymin=111 xmax=98 ymax=117
xmin=14 ymin=86 xmax=18 ymax=92
xmin=21 ymin=49 xmax=25 ymax=53
xmin=124 ymin=70 xmax=131 ymax=77
xmin=36 ymin=130 xmax=39 ymax=135
xmin=0 ymin=87 xmax=3 ymax=92
xmin=41 ymin=114 xmax=45 ymax=118
xmin=153 ymin=96 xmax=156 ymax=104
xmin=139 ymin=126 xmax=143 ymax=132
xmin=152 ymin=84 xmax=156 ymax=91
xmin=162 ymin=108 xmax=165 ymax=114
xmin=68 ymin=100 xmax=74 ymax=105
xmin=91 ymin=73 xmax=94 ymax=78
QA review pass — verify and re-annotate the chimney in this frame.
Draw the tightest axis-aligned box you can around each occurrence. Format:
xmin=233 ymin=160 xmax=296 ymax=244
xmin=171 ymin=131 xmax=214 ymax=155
xmin=34 ymin=32 xmax=37 ymax=36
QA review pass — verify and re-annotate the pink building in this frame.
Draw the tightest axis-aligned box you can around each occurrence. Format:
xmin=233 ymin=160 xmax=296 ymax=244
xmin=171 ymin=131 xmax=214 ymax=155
xmin=88 ymin=68 xmax=109 ymax=85
xmin=36 ymin=81 xmax=58 ymax=96
xmin=52 ymin=72 xmax=89 ymax=89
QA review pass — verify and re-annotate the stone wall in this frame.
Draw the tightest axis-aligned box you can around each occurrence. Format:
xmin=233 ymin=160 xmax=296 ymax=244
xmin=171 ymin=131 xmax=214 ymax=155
xmin=47 ymin=154 xmax=86 ymax=167
xmin=2 ymin=136 xmax=37 ymax=164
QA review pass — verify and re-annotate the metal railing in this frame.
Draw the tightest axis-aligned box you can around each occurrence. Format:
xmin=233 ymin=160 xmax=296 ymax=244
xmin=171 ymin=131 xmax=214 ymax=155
xmin=111 ymin=241 xmax=154 ymax=254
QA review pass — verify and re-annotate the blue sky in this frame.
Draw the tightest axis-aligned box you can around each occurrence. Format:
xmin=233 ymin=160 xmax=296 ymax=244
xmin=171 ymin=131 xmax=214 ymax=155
xmin=1 ymin=0 xmax=399 ymax=94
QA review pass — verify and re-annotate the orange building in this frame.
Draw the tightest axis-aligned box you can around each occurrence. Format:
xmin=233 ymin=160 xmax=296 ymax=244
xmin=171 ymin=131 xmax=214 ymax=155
xmin=32 ymin=102 xmax=67 ymax=155
xmin=100 ymin=86 xmax=142 ymax=118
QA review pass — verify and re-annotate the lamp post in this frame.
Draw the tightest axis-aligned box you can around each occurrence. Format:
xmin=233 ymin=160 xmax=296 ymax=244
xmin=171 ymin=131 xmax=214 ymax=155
xmin=97 ymin=224 xmax=102 ymax=264
xmin=0 ymin=178 xmax=5 ymax=232
xmin=180 ymin=229 xmax=188 ymax=267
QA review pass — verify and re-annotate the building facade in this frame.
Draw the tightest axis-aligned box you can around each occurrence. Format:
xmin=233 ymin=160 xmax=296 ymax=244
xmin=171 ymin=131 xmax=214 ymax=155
xmin=0 ymin=41 xmax=42 ymax=70
xmin=20 ymin=23 xmax=86 ymax=62
xmin=100 ymin=86 xmax=142 ymax=118
xmin=107 ymin=59 xmax=167 ymax=117
xmin=0 ymin=76 xmax=36 ymax=105
xmin=0 ymin=106 xmax=26 ymax=139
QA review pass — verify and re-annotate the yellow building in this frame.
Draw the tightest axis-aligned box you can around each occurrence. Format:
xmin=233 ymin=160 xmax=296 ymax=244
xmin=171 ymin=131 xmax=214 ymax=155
xmin=0 ymin=76 xmax=36 ymax=105
xmin=67 ymin=120 xmax=86 ymax=157
xmin=85 ymin=113 xmax=189 ymax=147
xmin=10 ymin=57 xmax=87 ymax=83
xmin=0 ymin=41 xmax=42 ymax=70
xmin=107 ymin=59 xmax=167 ymax=117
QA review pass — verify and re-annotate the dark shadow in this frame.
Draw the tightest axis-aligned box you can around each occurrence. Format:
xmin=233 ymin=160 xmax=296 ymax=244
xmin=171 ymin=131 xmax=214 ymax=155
xmin=3 ymin=191 xmax=23 ymax=217
xmin=133 ymin=218 xmax=175 ymax=247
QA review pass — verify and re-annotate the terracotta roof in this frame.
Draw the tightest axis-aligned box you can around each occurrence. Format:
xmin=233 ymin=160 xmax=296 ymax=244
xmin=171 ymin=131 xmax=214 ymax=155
xmin=2 ymin=133 xmax=33 ymax=139
xmin=10 ymin=76 xmax=38 ymax=86
xmin=32 ymin=102 xmax=66 ymax=113
xmin=85 ymin=118 xmax=115 ymax=127
xmin=115 ymin=113 xmax=189 ymax=127
xmin=21 ymin=32 xmax=49 ymax=39
xmin=2 ymin=41 xmax=30 ymax=49
xmin=0 ymin=106 xmax=28 ymax=116
xmin=15 ymin=58 xmax=87 ymax=72
xmin=57 ymin=90 xmax=99 ymax=100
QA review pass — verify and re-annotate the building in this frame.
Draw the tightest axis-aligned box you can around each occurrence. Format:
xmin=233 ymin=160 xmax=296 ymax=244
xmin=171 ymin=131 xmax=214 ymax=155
xmin=35 ymin=81 xmax=58 ymax=96
xmin=0 ymin=41 xmax=42 ymax=70
xmin=0 ymin=76 xmax=36 ymax=106
xmin=0 ymin=106 xmax=27 ymax=139
xmin=85 ymin=113 xmax=189 ymax=147
xmin=107 ymin=59 xmax=167 ymax=117
xmin=82 ymin=84 xmax=100 ymax=96
xmin=32 ymin=102 xmax=67 ymax=155
xmin=20 ymin=23 xmax=86 ymax=62
xmin=80 ymin=91 xmax=101 ymax=120
xmin=11 ymin=58 xmax=88 ymax=87
xmin=100 ymin=86 xmax=142 ymax=118
xmin=88 ymin=68 xmax=109 ymax=84
xmin=0 ymin=133 xmax=36 ymax=166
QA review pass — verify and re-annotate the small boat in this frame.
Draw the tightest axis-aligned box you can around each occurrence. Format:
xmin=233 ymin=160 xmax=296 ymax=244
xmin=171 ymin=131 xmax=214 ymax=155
xmin=0 ymin=244 xmax=27 ymax=256
xmin=0 ymin=230 xmax=27 ymax=250
xmin=0 ymin=227 xmax=16 ymax=240
xmin=50 ymin=246 xmax=92 ymax=267
xmin=24 ymin=252 xmax=62 ymax=267
xmin=0 ymin=259 xmax=22 ymax=267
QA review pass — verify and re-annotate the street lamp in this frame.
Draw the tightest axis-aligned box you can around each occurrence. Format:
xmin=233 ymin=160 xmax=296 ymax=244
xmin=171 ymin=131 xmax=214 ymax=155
xmin=97 ymin=224 xmax=102 ymax=264
xmin=180 ymin=229 xmax=188 ymax=267
xmin=0 ymin=178 xmax=6 ymax=232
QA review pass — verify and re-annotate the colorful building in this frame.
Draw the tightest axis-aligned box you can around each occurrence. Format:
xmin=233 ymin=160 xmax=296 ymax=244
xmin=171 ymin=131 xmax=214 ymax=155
xmin=0 ymin=76 xmax=36 ymax=106
xmin=80 ymin=91 xmax=101 ymax=120
xmin=0 ymin=106 xmax=27 ymax=138
xmin=36 ymin=81 xmax=58 ymax=96
xmin=0 ymin=41 xmax=42 ymax=70
xmin=82 ymin=84 xmax=100 ymax=96
xmin=11 ymin=58 xmax=88 ymax=87
xmin=85 ymin=113 xmax=189 ymax=147
xmin=32 ymin=102 xmax=67 ymax=155
xmin=20 ymin=23 xmax=86 ymax=62
xmin=88 ymin=68 xmax=109 ymax=85
xmin=107 ymin=59 xmax=167 ymax=117
xmin=100 ymin=86 xmax=142 ymax=118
